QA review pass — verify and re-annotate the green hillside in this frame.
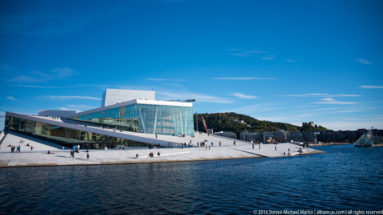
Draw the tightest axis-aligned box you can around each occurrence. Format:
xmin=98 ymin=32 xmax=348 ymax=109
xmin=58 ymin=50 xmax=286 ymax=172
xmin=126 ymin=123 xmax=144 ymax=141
xmin=194 ymin=112 xmax=327 ymax=137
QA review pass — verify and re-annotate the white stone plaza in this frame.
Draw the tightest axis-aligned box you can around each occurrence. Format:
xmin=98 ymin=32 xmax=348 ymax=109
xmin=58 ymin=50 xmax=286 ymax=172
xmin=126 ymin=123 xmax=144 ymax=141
xmin=0 ymin=132 xmax=323 ymax=167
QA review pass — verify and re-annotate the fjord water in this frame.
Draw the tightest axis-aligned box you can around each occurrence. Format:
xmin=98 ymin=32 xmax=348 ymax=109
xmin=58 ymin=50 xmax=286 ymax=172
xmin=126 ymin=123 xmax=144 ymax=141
xmin=1 ymin=145 xmax=382 ymax=214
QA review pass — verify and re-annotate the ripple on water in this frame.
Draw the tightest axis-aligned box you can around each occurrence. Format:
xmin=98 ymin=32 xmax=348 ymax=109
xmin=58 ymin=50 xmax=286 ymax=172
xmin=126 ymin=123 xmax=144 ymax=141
xmin=0 ymin=145 xmax=383 ymax=214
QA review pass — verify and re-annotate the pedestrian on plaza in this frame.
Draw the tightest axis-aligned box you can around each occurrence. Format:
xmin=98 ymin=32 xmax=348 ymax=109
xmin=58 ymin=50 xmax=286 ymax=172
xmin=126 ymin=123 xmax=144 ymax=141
xmin=252 ymin=143 xmax=254 ymax=150
xmin=136 ymin=154 xmax=139 ymax=159
xmin=208 ymin=145 xmax=211 ymax=150
xmin=275 ymin=146 xmax=277 ymax=151
xmin=219 ymin=141 xmax=221 ymax=147
xmin=259 ymin=143 xmax=261 ymax=150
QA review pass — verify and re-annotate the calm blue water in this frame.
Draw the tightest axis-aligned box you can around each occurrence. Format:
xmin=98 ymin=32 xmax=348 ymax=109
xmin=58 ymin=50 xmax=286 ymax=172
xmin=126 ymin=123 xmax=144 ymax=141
xmin=1 ymin=144 xmax=382 ymax=214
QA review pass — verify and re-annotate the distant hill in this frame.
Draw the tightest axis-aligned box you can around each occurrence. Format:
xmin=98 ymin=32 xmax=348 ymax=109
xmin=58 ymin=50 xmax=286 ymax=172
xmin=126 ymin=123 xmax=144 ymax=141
xmin=194 ymin=112 xmax=327 ymax=136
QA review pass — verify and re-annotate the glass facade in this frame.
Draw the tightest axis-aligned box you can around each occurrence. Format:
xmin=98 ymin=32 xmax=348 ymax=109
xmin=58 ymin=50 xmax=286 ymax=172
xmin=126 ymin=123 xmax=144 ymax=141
xmin=74 ymin=104 xmax=194 ymax=136
xmin=5 ymin=115 xmax=149 ymax=149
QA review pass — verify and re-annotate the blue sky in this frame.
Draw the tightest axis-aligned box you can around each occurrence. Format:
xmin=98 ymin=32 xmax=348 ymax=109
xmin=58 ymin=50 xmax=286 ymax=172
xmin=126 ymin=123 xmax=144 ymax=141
xmin=1 ymin=0 xmax=383 ymax=131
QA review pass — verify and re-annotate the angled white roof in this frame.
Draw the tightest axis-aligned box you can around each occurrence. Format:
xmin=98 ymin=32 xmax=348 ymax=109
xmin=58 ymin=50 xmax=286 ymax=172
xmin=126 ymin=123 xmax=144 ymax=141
xmin=6 ymin=112 xmax=178 ymax=146
xmin=102 ymin=89 xmax=155 ymax=107
xmin=74 ymin=99 xmax=192 ymax=117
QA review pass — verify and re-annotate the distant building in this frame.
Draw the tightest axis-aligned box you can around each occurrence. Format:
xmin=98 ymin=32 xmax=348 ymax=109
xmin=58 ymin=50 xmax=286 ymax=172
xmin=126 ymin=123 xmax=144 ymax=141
xmin=102 ymin=88 xmax=155 ymax=107
xmin=214 ymin=131 xmax=237 ymax=139
xmin=240 ymin=131 xmax=263 ymax=142
xmin=302 ymin=121 xmax=315 ymax=127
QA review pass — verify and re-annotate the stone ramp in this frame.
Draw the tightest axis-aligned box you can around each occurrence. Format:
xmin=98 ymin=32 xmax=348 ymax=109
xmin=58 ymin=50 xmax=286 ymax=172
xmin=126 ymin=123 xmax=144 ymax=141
xmin=0 ymin=142 xmax=324 ymax=167
xmin=0 ymin=131 xmax=63 ymax=153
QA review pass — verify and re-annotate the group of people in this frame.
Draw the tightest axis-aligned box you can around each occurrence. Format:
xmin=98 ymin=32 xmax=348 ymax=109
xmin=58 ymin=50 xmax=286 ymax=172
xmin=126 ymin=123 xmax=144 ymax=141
xmin=148 ymin=151 xmax=161 ymax=158
xmin=69 ymin=147 xmax=90 ymax=159
xmin=9 ymin=139 xmax=32 ymax=153
xmin=10 ymin=145 xmax=21 ymax=153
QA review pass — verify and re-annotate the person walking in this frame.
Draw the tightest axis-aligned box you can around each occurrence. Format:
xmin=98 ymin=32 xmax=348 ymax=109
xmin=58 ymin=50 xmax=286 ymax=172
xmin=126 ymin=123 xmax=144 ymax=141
xmin=252 ymin=143 xmax=254 ymax=150
xmin=219 ymin=141 xmax=221 ymax=147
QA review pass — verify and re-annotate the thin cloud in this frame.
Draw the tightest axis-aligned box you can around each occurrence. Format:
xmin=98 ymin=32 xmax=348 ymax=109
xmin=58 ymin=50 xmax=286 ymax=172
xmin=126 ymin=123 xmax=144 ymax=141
xmin=284 ymin=93 xmax=359 ymax=97
xmin=356 ymin=58 xmax=371 ymax=65
xmin=76 ymin=84 xmax=109 ymax=89
xmin=157 ymin=91 xmax=232 ymax=104
xmin=360 ymin=85 xmax=383 ymax=89
xmin=284 ymin=93 xmax=328 ymax=97
xmin=294 ymin=106 xmax=373 ymax=114
xmin=228 ymin=49 xmax=265 ymax=57
xmin=147 ymin=78 xmax=186 ymax=82
xmin=45 ymin=96 xmax=101 ymax=101
xmin=320 ymin=120 xmax=383 ymax=130
xmin=314 ymin=97 xmax=358 ymax=105
xmin=224 ymin=104 xmax=277 ymax=115
xmin=261 ymin=56 xmax=275 ymax=61
xmin=285 ymin=59 xmax=296 ymax=63
xmin=51 ymin=68 xmax=74 ymax=78
xmin=212 ymin=77 xmax=276 ymax=80
xmin=7 ymin=68 xmax=75 ymax=83
xmin=6 ymin=96 xmax=17 ymax=101
xmin=332 ymin=94 xmax=360 ymax=97
xmin=11 ymin=84 xmax=61 ymax=88
xmin=231 ymin=93 xmax=258 ymax=99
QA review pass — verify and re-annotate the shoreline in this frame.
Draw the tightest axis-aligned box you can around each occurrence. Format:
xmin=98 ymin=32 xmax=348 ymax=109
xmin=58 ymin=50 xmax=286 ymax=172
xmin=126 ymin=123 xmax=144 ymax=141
xmin=309 ymin=142 xmax=351 ymax=146
xmin=0 ymin=150 xmax=326 ymax=168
